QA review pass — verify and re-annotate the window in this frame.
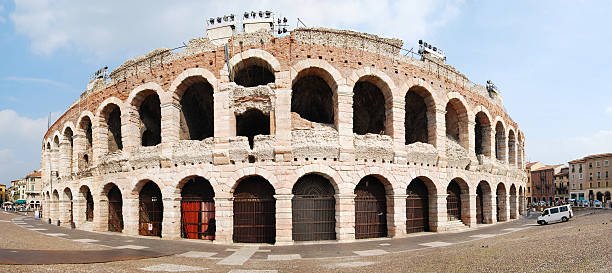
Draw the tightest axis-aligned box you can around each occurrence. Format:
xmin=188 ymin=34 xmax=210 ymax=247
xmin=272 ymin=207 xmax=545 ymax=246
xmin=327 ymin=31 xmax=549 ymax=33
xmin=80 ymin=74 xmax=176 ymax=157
xmin=571 ymin=165 xmax=575 ymax=172
xmin=605 ymin=160 xmax=609 ymax=166
xmin=606 ymin=171 xmax=609 ymax=178
xmin=550 ymin=208 xmax=559 ymax=214
xmin=572 ymin=184 xmax=575 ymax=190
xmin=580 ymin=184 xmax=583 ymax=190
xmin=598 ymin=172 xmax=601 ymax=179
xmin=589 ymin=162 xmax=592 ymax=168
xmin=597 ymin=182 xmax=600 ymax=187
xmin=589 ymin=173 xmax=593 ymax=180
xmin=589 ymin=182 xmax=592 ymax=188
xmin=528 ymin=187 xmax=530 ymax=193
xmin=560 ymin=206 xmax=568 ymax=212
xmin=579 ymin=173 xmax=583 ymax=179
xmin=579 ymin=164 xmax=583 ymax=173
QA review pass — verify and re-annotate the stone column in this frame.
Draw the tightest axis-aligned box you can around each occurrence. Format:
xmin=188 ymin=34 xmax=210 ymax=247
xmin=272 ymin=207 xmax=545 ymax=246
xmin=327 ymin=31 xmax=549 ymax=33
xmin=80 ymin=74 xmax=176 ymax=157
xmin=336 ymin=194 xmax=356 ymax=241
xmin=274 ymin=194 xmax=293 ymax=245
xmin=121 ymin=109 xmax=139 ymax=155
xmin=388 ymin=194 xmax=407 ymax=237
xmin=59 ymin=200 xmax=73 ymax=227
xmin=504 ymin=194 xmax=511 ymax=221
xmin=510 ymin=194 xmax=518 ymax=219
xmin=433 ymin=194 xmax=448 ymax=232
xmin=50 ymin=148 xmax=59 ymax=179
xmin=273 ymin=89 xmax=292 ymax=162
xmin=160 ymin=101 xmax=181 ymax=158
xmin=161 ymin=196 xmax=181 ymax=239
xmin=93 ymin=198 xmax=108 ymax=232
xmin=459 ymin=192 xmax=472 ymax=226
xmin=337 ymin=85 xmax=355 ymax=162
xmin=391 ymin=99 xmax=407 ymax=164
xmin=213 ymin=90 xmax=231 ymax=165
xmin=213 ymin=196 xmax=233 ymax=244
xmin=490 ymin=194 xmax=498 ymax=224
xmin=72 ymin=134 xmax=86 ymax=173
xmin=433 ymin=109 xmax=447 ymax=167
xmin=73 ymin=198 xmax=86 ymax=227
xmin=466 ymin=194 xmax=477 ymax=227
xmin=122 ymin=197 xmax=139 ymax=235
xmin=59 ymin=140 xmax=72 ymax=179
xmin=467 ymin=120 xmax=478 ymax=168
xmin=92 ymin=119 xmax=108 ymax=165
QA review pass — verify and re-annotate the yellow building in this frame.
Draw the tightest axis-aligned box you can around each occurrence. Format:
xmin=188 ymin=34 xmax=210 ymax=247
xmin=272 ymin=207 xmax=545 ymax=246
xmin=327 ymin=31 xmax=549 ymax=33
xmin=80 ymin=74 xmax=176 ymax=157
xmin=0 ymin=184 xmax=6 ymax=203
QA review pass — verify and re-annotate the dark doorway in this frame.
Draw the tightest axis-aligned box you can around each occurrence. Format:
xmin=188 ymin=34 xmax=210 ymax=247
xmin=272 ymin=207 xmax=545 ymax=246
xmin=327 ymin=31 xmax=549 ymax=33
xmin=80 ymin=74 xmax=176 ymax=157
xmin=139 ymin=181 xmax=163 ymax=237
xmin=354 ymin=175 xmax=388 ymax=239
xmin=406 ymin=178 xmax=430 ymax=233
xmin=353 ymin=81 xmax=386 ymax=135
xmin=139 ymin=94 xmax=161 ymax=146
xmin=105 ymin=104 xmax=123 ymax=152
xmin=292 ymin=174 xmax=336 ymax=241
xmin=476 ymin=184 xmax=485 ymax=224
xmin=236 ymin=109 xmax=270 ymax=149
xmin=181 ymin=177 xmax=216 ymax=240
xmin=405 ymin=87 xmax=429 ymax=144
xmin=291 ymin=74 xmax=334 ymax=124
xmin=180 ymin=81 xmax=214 ymax=140
xmin=447 ymin=180 xmax=462 ymax=221
xmin=107 ymin=185 xmax=123 ymax=232
xmin=85 ymin=189 xmax=94 ymax=222
xmin=234 ymin=62 xmax=275 ymax=87
xmin=233 ymin=176 xmax=276 ymax=243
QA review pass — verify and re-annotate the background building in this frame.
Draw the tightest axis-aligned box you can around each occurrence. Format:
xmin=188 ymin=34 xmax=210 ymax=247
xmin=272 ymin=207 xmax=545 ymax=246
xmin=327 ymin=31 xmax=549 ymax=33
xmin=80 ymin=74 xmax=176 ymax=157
xmin=529 ymin=164 xmax=563 ymax=204
xmin=25 ymin=170 xmax=42 ymax=209
xmin=569 ymin=153 xmax=611 ymax=203
xmin=554 ymin=166 xmax=569 ymax=202
xmin=0 ymin=184 xmax=5 ymax=204
xmin=526 ymin=162 xmax=544 ymax=204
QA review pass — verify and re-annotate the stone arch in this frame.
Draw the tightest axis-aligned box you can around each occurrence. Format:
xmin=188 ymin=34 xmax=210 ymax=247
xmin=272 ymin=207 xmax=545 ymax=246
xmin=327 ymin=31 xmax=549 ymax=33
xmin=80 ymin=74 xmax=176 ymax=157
xmin=354 ymin=174 xmax=390 ymax=239
xmin=172 ymin=73 xmax=215 ymax=141
xmin=474 ymin=107 xmax=492 ymax=157
xmin=509 ymin=184 xmax=517 ymax=219
xmin=137 ymin=180 xmax=164 ymax=237
xmin=101 ymin=182 xmax=124 ymax=232
xmin=236 ymin=108 xmax=270 ymax=149
xmin=293 ymin=164 xmax=342 ymax=195
xmin=350 ymin=72 xmax=394 ymax=136
xmin=179 ymin=175 xmax=216 ymax=240
xmin=508 ymin=129 xmax=517 ymax=166
xmin=496 ymin=182 xmax=508 ymax=222
xmin=52 ymin=132 xmax=61 ymax=148
xmin=446 ymin=177 xmax=470 ymax=225
xmin=476 ymin=180 xmax=493 ymax=224
xmin=406 ymin=176 xmax=437 ymax=233
xmin=233 ymin=175 xmax=276 ymax=243
xmin=404 ymin=84 xmax=437 ymax=146
xmin=229 ymin=167 xmax=279 ymax=194
xmin=291 ymin=173 xmax=337 ymax=241
xmin=231 ymin=53 xmax=277 ymax=87
xmin=494 ymin=119 xmax=507 ymax=162
xmin=79 ymin=185 xmax=94 ymax=222
xmin=228 ymin=49 xmax=281 ymax=84
xmin=96 ymin=98 xmax=125 ymax=153
xmin=62 ymin=125 xmax=74 ymax=174
xmin=445 ymin=94 xmax=470 ymax=150
xmin=128 ymin=86 xmax=163 ymax=147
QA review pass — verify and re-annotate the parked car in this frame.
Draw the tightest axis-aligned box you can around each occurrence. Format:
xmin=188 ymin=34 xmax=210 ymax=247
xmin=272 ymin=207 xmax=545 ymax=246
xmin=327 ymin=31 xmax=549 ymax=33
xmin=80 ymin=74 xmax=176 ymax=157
xmin=593 ymin=200 xmax=602 ymax=208
xmin=537 ymin=204 xmax=573 ymax=225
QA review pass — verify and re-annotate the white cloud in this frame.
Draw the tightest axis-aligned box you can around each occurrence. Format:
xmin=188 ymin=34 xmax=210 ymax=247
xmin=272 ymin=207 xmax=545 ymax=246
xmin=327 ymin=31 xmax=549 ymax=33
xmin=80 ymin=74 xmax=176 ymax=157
xmin=527 ymin=129 xmax=612 ymax=164
xmin=10 ymin=0 xmax=464 ymax=57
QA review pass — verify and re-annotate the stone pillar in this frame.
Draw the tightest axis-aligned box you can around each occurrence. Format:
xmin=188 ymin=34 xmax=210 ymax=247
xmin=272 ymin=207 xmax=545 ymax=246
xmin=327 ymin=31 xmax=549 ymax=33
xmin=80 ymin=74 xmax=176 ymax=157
xmin=92 ymin=118 xmax=108 ymax=165
xmin=73 ymin=198 xmax=86 ymax=227
xmin=459 ymin=192 xmax=472 ymax=226
xmin=121 ymin=108 xmax=140 ymax=155
xmin=93 ymin=198 xmax=108 ymax=232
xmin=273 ymin=89 xmax=292 ymax=162
xmin=490 ymin=194 xmax=498 ymax=224
xmin=161 ymin=196 xmax=181 ymax=239
xmin=337 ymin=85 xmax=355 ymax=162
xmin=466 ymin=194 xmax=477 ymax=227
xmin=433 ymin=194 xmax=448 ymax=231
xmin=336 ymin=194 xmax=356 ymax=241
xmin=504 ymin=194 xmax=511 ymax=221
xmin=519 ymin=195 xmax=525 ymax=216
xmin=467 ymin=120 xmax=478 ymax=168
xmin=160 ymin=101 xmax=181 ymax=158
xmin=59 ymin=200 xmax=73 ymax=227
xmin=213 ymin=196 xmax=233 ymax=244
xmin=391 ymin=99 xmax=407 ymax=164
xmin=274 ymin=194 xmax=293 ymax=245
xmin=482 ymin=192 xmax=493 ymax=224
xmin=388 ymin=194 xmax=407 ymax=237
xmin=50 ymin=148 xmax=59 ymax=178
xmin=72 ymin=134 xmax=86 ymax=173
xmin=58 ymin=140 xmax=72 ymax=179
xmin=213 ymin=90 xmax=231 ymax=165
xmin=123 ymin=197 xmax=139 ymax=235
xmin=433 ymin=109 xmax=447 ymax=167
xmin=510 ymin=194 xmax=517 ymax=219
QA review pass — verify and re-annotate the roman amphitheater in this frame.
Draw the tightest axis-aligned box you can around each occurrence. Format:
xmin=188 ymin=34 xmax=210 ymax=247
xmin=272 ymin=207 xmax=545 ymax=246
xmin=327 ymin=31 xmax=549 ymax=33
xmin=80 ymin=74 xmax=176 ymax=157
xmin=39 ymin=18 xmax=527 ymax=245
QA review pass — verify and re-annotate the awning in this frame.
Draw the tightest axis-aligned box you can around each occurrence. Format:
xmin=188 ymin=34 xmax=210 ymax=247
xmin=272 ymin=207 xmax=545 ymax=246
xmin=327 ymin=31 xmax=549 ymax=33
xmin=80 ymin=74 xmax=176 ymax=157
xmin=14 ymin=200 xmax=26 ymax=204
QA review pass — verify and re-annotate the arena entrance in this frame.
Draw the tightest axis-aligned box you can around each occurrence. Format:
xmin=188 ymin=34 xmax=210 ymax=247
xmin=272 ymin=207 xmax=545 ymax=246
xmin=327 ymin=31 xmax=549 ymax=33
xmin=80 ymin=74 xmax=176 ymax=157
xmin=496 ymin=183 xmax=507 ymax=222
xmin=138 ymin=181 xmax=163 ymax=237
xmin=181 ymin=177 xmax=216 ymax=240
xmin=233 ymin=176 xmax=276 ymax=243
xmin=406 ymin=178 xmax=430 ymax=233
xmin=107 ymin=185 xmax=124 ymax=232
xmin=85 ymin=188 xmax=94 ymax=222
xmin=354 ymin=175 xmax=388 ymax=239
xmin=292 ymin=174 xmax=336 ymax=242
xmin=446 ymin=180 xmax=462 ymax=221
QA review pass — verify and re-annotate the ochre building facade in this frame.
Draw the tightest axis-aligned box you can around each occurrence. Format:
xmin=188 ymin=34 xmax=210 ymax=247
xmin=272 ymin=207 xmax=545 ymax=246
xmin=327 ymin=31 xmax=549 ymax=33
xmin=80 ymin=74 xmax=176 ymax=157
xmin=40 ymin=27 xmax=527 ymax=244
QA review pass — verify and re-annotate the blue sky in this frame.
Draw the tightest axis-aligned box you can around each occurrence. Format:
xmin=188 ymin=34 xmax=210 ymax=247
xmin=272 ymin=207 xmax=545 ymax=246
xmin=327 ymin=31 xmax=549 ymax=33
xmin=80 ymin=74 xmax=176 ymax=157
xmin=1 ymin=0 xmax=611 ymax=185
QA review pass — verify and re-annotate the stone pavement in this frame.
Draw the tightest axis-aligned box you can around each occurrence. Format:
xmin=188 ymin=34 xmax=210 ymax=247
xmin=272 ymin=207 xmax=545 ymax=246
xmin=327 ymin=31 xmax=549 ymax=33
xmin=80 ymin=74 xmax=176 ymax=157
xmin=2 ymin=209 xmax=578 ymax=266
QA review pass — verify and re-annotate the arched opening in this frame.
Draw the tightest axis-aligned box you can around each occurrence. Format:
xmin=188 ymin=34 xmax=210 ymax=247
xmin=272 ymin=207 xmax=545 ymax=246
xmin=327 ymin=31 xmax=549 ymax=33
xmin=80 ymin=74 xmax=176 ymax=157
xmin=405 ymin=86 xmax=431 ymax=145
xmin=508 ymin=130 xmax=516 ymax=166
xmin=354 ymin=175 xmax=388 ymax=239
xmin=605 ymin=191 xmax=611 ymax=203
xmin=446 ymin=180 xmax=464 ymax=222
xmin=476 ymin=181 xmax=492 ymax=224
xmin=510 ymin=184 xmax=517 ymax=219
xmin=291 ymin=69 xmax=335 ymax=125
xmin=233 ymin=176 xmax=276 ymax=243
xmin=102 ymin=104 xmax=123 ymax=152
xmin=596 ymin=192 xmax=603 ymax=202
xmin=445 ymin=99 xmax=469 ymax=149
xmin=52 ymin=190 xmax=59 ymax=222
xmin=106 ymin=184 xmax=123 ymax=232
xmin=233 ymin=58 xmax=275 ymax=87
xmin=406 ymin=177 xmax=433 ymax=233
xmin=236 ymin=109 xmax=270 ymax=149
xmin=475 ymin=112 xmax=491 ymax=157
xmin=80 ymin=186 xmax=94 ymax=222
xmin=496 ymin=183 xmax=507 ymax=222
xmin=63 ymin=128 xmax=74 ymax=175
xmin=495 ymin=121 xmax=506 ymax=161
xmin=181 ymin=177 xmax=216 ymax=240
xmin=292 ymin=174 xmax=336 ymax=241
xmin=79 ymin=117 xmax=93 ymax=169
xmin=519 ymin=186 xmax=524 ymax=216
xmin=138 ymin=93 xmax=161 ymax=147
xmin=179 ymin=79 xmax=214 ymax=140
xmin=353 ymin=79 xmax=387 ymax=135
xmin=63 ymin=188 xmax=73 ymax=224
xmin=138 ymin=181 xmax=163 ymax=237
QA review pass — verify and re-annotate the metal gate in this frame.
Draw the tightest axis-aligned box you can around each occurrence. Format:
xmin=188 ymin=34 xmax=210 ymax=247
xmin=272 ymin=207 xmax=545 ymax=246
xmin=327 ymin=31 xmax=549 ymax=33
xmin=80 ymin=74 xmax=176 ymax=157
xmin=70 ymin=201 xmax=74 ymax=223
xmin=496 ymin=196 xmax=502 ymax=222
xmin=233 ymin=176 xmax=276 ymax=243
xmin=292 ymin=174 xmax=336 ymax=241
xmin=447 ymin=182 xmax=461 ymax=221
xmin=355 ymin=176 xmax=387 ymax=239
xmin=406 ymin=179 xmax=429 ymax=233
xmin=181 ymin=200 xmax=215 ymax=240
xmin=86 ymin=190 xmax=94 ymax=222
xmin=107 ymin=186 xmax=123 ymax=232
xmin=139 ymin=182 xmax=163 ymax=237
xmin=476 ymin=186 xmax=484 ymax=224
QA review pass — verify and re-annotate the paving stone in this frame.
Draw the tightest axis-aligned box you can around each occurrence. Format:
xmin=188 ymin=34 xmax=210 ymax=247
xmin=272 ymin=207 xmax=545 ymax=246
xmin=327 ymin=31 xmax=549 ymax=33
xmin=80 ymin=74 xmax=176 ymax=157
xmin=139 ymin=263 xmax=208 ymax=272
xmin=419 ymin=241 xmax=453 ymax=247
xmin=178 ymin=251 xmax=217 ymax=258
xmin=114 ymin=245 xmax=149 ymax=250
xmin=354 ymin=249 xmax=389 ymax=256
xmin=267 ymin=254 xmax=301 ymax=260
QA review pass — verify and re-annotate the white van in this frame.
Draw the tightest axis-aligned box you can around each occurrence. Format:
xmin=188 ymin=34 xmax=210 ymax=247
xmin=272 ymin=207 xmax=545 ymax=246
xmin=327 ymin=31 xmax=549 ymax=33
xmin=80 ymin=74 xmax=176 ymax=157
xmin=537 ymin=204 xmax=573 ymax=225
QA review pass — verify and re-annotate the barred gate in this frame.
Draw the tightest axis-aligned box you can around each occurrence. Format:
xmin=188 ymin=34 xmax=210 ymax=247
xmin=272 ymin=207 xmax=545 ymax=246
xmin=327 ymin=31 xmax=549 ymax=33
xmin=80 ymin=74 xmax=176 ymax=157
xmin=86 ymin=190 xmax=94 ymax=222
xmin=233 ymin=176 xmax=276 ymax=243
xmin=181 ymin=200 xmax=215 ymax=240
xmin=292 ymin=174 xmax=336 ymax=241
xmin=355 ymin=176 xmax=387 ymax=239
xmin=476 ymin=185 xmax=484 ymax=224
xmin=447 ymin=182 xmax=462 ymax=221
xmin=107 ymin=186 xmax=123 ymax=232
xmin=406 ymin=179 xmax=429 ymax=233
xmin=139 ymin=182 xmax=163 ymax=237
